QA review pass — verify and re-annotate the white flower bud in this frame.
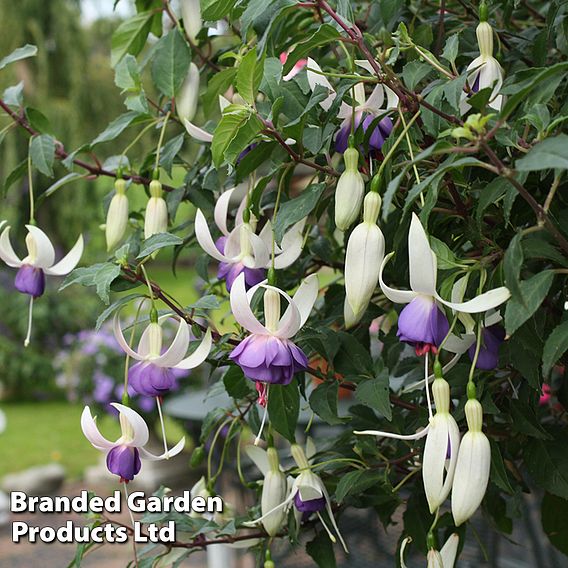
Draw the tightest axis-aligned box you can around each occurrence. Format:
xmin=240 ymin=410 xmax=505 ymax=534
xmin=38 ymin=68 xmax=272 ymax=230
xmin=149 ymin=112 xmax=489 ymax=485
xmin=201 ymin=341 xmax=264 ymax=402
xmin=422 ymin=378 xmax=460 ymax=513
xmin=181 ymin=0 xmax=202 ymax=43
xmin=145 ymin=181 xmax=168 ymax=239
xmin=105 ymin=179 xmax=129 ymax=251
xmin=451 ymin=398 xmax=491 ymax=526
xmin=335 ymin=147 xmax=364 ymax=231
xmin=261 ymin=448 xmax=288 ymax=536
xmin=176 ymin=62 xmax=200 ymax=122
xmin=344 ymin=192 xmax=385 ymax=326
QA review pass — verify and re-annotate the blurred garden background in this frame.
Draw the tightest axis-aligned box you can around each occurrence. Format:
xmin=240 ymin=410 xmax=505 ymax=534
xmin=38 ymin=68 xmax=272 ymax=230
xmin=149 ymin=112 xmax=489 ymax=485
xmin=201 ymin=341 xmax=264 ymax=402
xmin=0 ymin=0 xmax=208 ymax=481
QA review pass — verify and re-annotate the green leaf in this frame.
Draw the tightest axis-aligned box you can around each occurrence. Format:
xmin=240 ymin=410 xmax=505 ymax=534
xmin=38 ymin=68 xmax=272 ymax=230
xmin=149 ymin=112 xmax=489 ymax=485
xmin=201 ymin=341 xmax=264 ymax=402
xmin=159 ymin=133 xmax=185 ymax=176
xmin=509 ymin=400 xmax=551 ymax=439
xmin=441 ymin=34 xmax=459 ymax=64
xmin=402 ymin=61 xmax=432 ymax=91
xmin=283 ymin=25 xmax=341 ymax=74
xmin=273 ymin=182 xmax=326 ymax=243
xmin=223 ymin=366 xmax=254 ymax=400
xmin=40 ymin=172 xmax=83 ymax=202
xmin=188 ymin=295 xmax=221 ymax=310
xmin=489 ymin=440 xmax=514 ymax=494
xmin=542 ymin=493 xmax=568 ymax=556
xmin=354 ymin=370 xmax=392 ymax=420
xmin=211 ymin=106 xmax=261 ymax=167
xmin=96 ymin=293 xmax=143 ymax=330
xmin=2 ymin=159 xmax=27 ymax=198
xmin=516 ymin=134 xmax=568 ymax=171
xmin=503 ymin=232 xmax=524 ymax=303
xmin=524 ymin=438 xmax=568 ymax=500
xmin=114 ymin=54 xmax=143 ymax=92
xmin=0 ymin=44 xmax=37 ymax=71
xmin=30 ymin=134 xmax=56 ymax=177
xmin=111 ymin=11 xmax=155 ymax=67
xmin=542 ymin=319 xmax=568 ymax=376
xmin=267 ymin=383 xmax=299 ymax=442
xmin=335 ymin=470 xmax=384 ymax=503
xmin=306 ymin=532 xmax=336 ymax=568
xmin=95 ymin=264 xmax=122 ymax=304
xmin=201 ymin=0 xmax=234 ymax=20
xmin=236 ymin=48 xmax=262 ymax=105
xmin=334 ymin=332 xmax=373 ymax=376
xmin=500 ymin=62 xmax=568 ymax=119
xmin=309 ymin=382 xmax=347 ymax=425
xmin=91 ymin=111 xmax=143 ymax=146
xmin=137 ymin=233 xmax=183 ymax=258
xmin=504 ymin=270 xmax=555 ymax=335
xmin=151 ymin=28 xmax=191 ymax=98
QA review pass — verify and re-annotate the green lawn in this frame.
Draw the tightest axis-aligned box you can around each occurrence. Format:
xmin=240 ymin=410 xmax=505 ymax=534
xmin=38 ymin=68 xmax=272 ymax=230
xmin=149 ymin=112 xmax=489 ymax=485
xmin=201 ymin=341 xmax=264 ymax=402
xmin=0 ymin=401 xmax=187 ymax=479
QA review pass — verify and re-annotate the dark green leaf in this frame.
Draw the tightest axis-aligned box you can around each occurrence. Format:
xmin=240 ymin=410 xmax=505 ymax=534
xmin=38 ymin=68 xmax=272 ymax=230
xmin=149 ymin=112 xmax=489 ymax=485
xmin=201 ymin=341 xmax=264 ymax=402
xmin=201 ymin=0 xmax=234 ymax=19
xmin=306 ymin=531 xmax=336 ymax=568
xmin=111 ymin=11 xmax=155 ymax=67
xmin=516 ymin=134 xmax=568 ymax=171
xmin=504 ymin=270 xmax=555 ymax=335
xmin=268 ymin=383 xmax=300 ymax=442
xmin=151 ymin=28 xmax=191 ymax=98
xmin=30 ymin=134 xmax=56 ymax=177
xmin=309 ymin=382 xmax=347 ymax=425
xmin=355 ymin=370 xmax=392 ymax=420
xmin=223 ymin=366 xmax=254 ymax=400
xmin=91 ymin=112 xmax=143 ymax=146
xmin=335 ymin=470 xmax=384 ymax=503
xmin=273 ymin=182 xmax=326 ymax=243
xmin=524 ymin=438 xmax=568 ymax=499
xmin=137 ymin=233 xmax=183 ymax=258
xmin=542 ymin=319 xmax=568 ymax=376
xmin=542 ymin=493 xmax=568 ymax=556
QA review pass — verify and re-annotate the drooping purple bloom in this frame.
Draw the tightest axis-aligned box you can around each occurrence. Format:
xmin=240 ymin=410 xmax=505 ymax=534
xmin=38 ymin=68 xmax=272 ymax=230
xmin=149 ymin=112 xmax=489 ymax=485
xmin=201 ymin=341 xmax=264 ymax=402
xmin=335 ymin=113 xmax=394 ymax=155
xmin=14 ymin=264 xmax=45 ymax=297
xmin=129 ymin=361 xmax=177 ymax=397
xmin=106 ymin=445 xmax=141 ymax=481
xmin=294 ymin=491 xmax=326 ymax=513
xmin=468 ymin=324 xmax=505 ymax=370
xmin=229 ymin=334 xmax=308 ymax=385
xmin=397 ymin=295 xmax=449 ymax=353
xmin=215 ymin=236 xmax=266 ymax=291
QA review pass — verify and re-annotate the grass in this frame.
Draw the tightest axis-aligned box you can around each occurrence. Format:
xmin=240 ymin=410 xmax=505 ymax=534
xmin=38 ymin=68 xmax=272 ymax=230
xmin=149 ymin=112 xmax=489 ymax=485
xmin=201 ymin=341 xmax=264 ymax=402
xmin=0 ymin=401 xmax=188 ymax=479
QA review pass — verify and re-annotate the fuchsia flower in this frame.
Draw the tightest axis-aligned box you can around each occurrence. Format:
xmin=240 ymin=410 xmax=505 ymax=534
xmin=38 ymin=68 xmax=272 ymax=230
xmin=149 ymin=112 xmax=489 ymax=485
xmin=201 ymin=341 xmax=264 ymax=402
xmin=0 ymin=221 xmax=83 ymax=345
xmin=379 ymin=214 xmax=510 ymax=355
xmin=229 ymin=273 xmax=318 ymax=386
xmin=195 ymin=185 xmax=305 ymax=291
xmin=81 ymin=403 xmax=185 ymax=482
xmin=113 ymin=314 xmax=212 ymax=397
xmin=306 ymin=58 xmax=398 ymax=154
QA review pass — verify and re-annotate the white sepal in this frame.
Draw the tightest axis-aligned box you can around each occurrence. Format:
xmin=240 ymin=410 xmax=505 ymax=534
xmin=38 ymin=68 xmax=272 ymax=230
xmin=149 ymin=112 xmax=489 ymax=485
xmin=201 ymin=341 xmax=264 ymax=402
xmin=451 ymin=399 xmax=491 ymax=526
xmin=144 ymin=196 xmax=168 ymax=239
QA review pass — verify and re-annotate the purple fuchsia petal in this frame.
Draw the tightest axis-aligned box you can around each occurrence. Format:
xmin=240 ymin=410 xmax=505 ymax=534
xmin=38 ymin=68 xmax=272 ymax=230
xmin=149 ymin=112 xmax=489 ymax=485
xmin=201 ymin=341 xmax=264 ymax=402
xmin=129 ymin=361 xmax=177 ymax=397
xmin=294 ymin=491 xmax=326 ymax=513
xmin=335 ymin=114 xmax=363 ymax=154
xmin=106 ymin=445 xmax=141 ymax=481
xmin=229 ymin=335 xmax=308 ymax=385
xmin=243 ymin=266 xmax=266 ymax=288
xmin=468 ymin=324 xmax=505 ymax=370
xmin=14 ymin=264 xmax=45 ymax=298
xmin=237 ymin=143 xmax=259 ymax=164
xmin=397 ymin=295 xmax=449 ymax=347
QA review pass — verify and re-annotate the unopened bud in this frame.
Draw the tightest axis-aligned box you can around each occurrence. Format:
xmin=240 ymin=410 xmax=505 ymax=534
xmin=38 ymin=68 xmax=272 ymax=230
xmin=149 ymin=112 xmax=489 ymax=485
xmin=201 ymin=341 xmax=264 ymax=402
xmin=144 ymin=195 xmax=168 ymax=239
xmin=335 ymin=147 xmax=364 ymax=231
xmin=106 ymin=180 xmax=129 ymax=251
xmin=181 ymin=0 xmax=202 ymax=43
xmin=176 ymin=62 xmax=200 ymax=122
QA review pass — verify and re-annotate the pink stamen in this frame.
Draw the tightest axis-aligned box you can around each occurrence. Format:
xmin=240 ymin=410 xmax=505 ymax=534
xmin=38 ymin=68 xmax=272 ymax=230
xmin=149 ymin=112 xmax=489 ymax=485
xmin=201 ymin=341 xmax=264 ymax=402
xmin=256 ymin=382 xmax=268 ymax=407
